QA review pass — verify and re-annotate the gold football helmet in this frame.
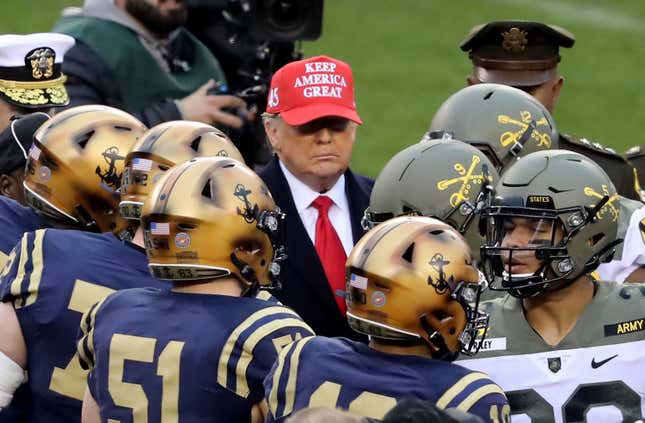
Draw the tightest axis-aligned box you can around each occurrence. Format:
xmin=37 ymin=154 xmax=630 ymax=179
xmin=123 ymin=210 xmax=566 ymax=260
xmin=120 ymin=121 xmax=243 ymax=220
xmin=346 ymin=216 xmax=489 ymax=361
xmin=141 ymin=157 xmax=285 ymax=291
xmin=24 ymin=105 xmax=146 ymax=237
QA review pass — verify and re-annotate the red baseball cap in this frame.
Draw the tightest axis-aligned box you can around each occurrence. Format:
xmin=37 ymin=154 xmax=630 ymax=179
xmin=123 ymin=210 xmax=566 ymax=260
xmin=266 ymin=55 xmax=362 ymax=126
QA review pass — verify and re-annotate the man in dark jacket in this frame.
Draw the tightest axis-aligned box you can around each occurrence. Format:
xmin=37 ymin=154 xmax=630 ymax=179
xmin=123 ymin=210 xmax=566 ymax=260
xmin=459 ymin=20 xmax=642 ymax=202
xmin=259 ymin=55 xmax=373 ymax=340
xmin=53 ymin=0 xmax=249 ymax=129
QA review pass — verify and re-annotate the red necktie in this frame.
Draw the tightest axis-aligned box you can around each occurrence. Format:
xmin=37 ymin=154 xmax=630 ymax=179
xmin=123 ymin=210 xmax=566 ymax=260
xmin=312 ymin=196 xmax=347 ymax=314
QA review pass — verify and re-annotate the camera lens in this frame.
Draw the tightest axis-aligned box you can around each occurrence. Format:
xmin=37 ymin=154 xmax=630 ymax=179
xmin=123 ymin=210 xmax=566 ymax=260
xmin=265 ymin=0 xmax=306 ymax=32
xmin=247 ymin=0 xmax=323 ymax=41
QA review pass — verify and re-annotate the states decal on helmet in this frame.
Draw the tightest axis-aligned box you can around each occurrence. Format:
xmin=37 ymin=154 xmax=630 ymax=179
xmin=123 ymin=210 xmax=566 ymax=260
xmin=480 ymin=149 xmax=620 ymax=298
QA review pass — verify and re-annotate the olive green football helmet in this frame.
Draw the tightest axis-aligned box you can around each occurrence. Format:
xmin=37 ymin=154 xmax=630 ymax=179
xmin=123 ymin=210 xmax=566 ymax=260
xmin=364 ymin=137 xmax=499 ymax=258
xmin=480 ymin=149 xmax=620 ymax=298
xmin=429 ymin=83 xmax=558 ymax=172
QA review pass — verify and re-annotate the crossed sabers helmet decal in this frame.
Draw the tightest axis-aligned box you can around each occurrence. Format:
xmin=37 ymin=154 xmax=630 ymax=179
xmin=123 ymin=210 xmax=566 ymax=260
xmin=584 ymin=185 xmax=619 ymax=222
xmin=498 ymin=110 xmax=552 ymax=150
xmin=437 ymin=155 xmax=488 ymax=207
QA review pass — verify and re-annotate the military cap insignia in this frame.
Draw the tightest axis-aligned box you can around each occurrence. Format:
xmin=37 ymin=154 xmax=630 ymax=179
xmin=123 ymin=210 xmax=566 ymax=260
xmin=502 ymin=27 xmax=528 ymax=53
xmin=26 ymin=47 xmax=55 ymax=80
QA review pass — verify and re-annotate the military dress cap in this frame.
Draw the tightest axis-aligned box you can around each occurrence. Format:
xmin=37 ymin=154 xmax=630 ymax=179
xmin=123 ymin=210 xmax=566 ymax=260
xmin=0 ymin=112 xmax=50 ymax=174
xmin=0 ymin=33 xmax=75 ymax=108
xmin=460 ymin=21 xmax=575 ymax=87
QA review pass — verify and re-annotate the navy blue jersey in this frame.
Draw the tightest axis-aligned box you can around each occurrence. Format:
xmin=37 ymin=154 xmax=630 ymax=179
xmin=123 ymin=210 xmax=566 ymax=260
xmin=0 ymin=195 xmax=47 ymax=265
xmin=0 ymin=229 xmax=164 ymax=423
xmin=77 ymin=288 xmax=315 ymax=423
xmin=0 ymin=197 xmax=46 ymax=422
xmin=265 ymin=337 xmax=510 ymax=422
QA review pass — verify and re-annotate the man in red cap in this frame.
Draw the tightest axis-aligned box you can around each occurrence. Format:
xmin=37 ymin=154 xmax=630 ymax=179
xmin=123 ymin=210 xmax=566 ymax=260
xmin=259 ymin=55 xmax=373 ymax=340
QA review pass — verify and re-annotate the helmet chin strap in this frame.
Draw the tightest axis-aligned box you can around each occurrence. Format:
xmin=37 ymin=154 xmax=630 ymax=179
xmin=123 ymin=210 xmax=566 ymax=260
xmin=502 ymin=270 xmax=536 ymax=280
xmin=502 ymin=261 xmax=575 ymax=298
xmin=229 ymin=253 xmax=259 ymax=298
xmin=501 ymin=263 xmax=549 ymax=298
xmin=420 ymin=315 xmax=458 ymax=362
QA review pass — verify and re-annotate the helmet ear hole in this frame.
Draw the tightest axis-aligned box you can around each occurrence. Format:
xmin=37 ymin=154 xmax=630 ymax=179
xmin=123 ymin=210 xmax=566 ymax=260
xmin=190 ymin=136 xmax=202 ymax=152
xmin=401 ymin=242 xmax=415 ymax=263
xmin=201 ymin=180 xmax=212 ymax=199
xmin=401 ymin=205 xmax=418 ymax=215
xmin=75 ymin=130 xmax=95 ymax=149
xmin=589 ymin=232 xmax=605 ymax=246
xmin=432 ymin=309 xmax=449 ymax=322
xmin=177 ymin=223 xmax=196 ymax=231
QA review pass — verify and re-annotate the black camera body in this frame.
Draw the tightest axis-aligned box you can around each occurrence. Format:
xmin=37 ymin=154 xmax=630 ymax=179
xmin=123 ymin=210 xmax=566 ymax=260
xmin=186 ymin=0 xmax=324 ymax=166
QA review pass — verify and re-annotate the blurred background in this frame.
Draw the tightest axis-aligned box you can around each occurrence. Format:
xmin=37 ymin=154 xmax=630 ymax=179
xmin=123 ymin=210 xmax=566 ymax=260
xmin=3 ymin=0 xmax=645 ymax=176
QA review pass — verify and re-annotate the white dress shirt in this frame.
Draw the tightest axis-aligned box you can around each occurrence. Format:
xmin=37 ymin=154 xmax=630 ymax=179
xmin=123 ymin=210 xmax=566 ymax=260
xmin=280 ymin=161 xmax=354 ymax=255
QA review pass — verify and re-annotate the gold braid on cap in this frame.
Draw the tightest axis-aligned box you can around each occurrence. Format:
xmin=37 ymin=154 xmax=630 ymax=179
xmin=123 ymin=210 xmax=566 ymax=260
xmin=0 ymin=75 xmax=68 ymax=105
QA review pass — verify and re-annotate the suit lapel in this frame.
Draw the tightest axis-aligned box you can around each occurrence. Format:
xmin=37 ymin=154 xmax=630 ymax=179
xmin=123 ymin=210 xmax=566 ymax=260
xmin=345 ymin=169 xmax=371 ymax=244
xmin=262 ymin=157 xmax=343 ymax=315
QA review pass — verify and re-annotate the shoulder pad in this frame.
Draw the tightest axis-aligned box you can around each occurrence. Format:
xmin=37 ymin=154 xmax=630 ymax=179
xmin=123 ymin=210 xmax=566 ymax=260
xmin=599 ymin=283 xmax=645 ymax=338
xmin=560 ymin=133 xmax=624 ymax=160
xmin=625 ymin=145 xmax=645 ymax=159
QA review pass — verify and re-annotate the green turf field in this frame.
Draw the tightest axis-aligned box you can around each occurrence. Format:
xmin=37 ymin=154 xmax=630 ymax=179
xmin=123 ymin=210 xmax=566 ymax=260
xmin=4 ymin=0 xmax=645 ymax=177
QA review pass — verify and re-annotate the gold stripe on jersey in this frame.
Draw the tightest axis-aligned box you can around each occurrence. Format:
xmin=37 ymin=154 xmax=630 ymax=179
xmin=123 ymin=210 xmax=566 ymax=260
xmin=280 ymin=336 xmax=315 ymax=417
xmin=23 ymin=229 xmax=45 ymax=307
xmin=0 ymin=249 xmax=16 ymax=281
xmin=9 ymin=234 xmax=31 ymax=308
xmin=217 ymin=306 xmax=310 ymax=393
xmin=235 ymin=318 xmax=313 ymax=397
xmin=435 ymin=372 xmax=489 ymax=409
xmin=78 ymin=296 xmax=109 ymax=370
xmin=456 ymin=383 xmax=506 ymax=412
xmin=268 ymin=340 xmax=299 ymax=417
xmin=0 ymin=250 xmax=8 ymax=269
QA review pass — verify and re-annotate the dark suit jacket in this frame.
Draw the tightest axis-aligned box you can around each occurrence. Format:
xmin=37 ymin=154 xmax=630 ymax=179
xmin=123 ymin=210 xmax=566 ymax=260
xmin=258 ymin=156 xmax=374 ymax=340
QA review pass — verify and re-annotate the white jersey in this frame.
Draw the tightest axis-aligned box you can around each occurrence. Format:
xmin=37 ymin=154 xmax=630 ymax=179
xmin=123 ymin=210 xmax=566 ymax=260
xmin=459 ymin=282 xmax=645 ymax=423
xmin=597 ymin=197 xmax=645 ymax=282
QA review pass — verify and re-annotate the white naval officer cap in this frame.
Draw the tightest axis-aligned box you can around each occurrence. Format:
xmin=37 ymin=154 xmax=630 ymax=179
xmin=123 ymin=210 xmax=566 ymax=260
xmin=0 ymin=33 xmax=75 ymax=109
